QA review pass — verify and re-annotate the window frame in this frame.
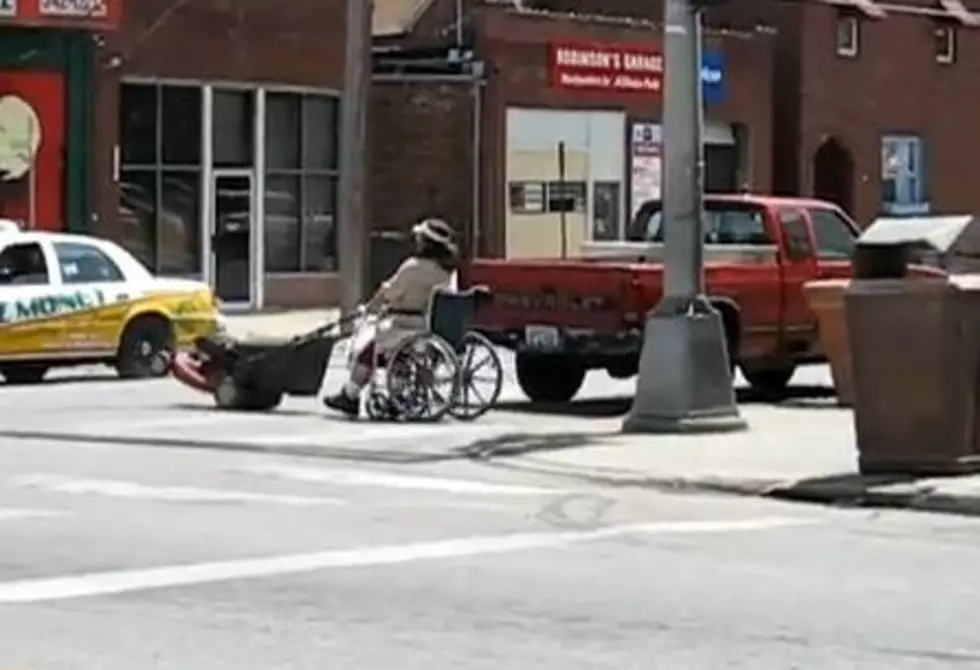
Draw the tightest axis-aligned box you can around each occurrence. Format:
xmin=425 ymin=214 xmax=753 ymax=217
xmin=53 ymin=241 xmax=126 ymax=285
xmin=508 ymin=181 xmax=546 ymax=214
xmin=591 ymin=180 xmax=622 ymax=241
xmin=778 ymin=208 xmax=816 ymax=262
xmin=118 ymin=81 xmax=204 ymax=277
xmin=880 ymin=134 xmax=930 ymax=215
xmin=546 ymin=181 xmax=587 ymax=214
xmin=0 ymin=240 xmax=52 ymax=286
xmin=935 ymin=23 xmax=956 ymax=64
xmin=262 ymin=91 xmax=341 ymax=274
xmin=836 ymin=14 xmax=860 ymax=58
xmin=806 ymin=207 xmax=859 ymax=260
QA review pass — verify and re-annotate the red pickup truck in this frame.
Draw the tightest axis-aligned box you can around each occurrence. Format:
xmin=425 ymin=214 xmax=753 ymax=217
xmin=460 ymin=194 xmax=870 ymax=403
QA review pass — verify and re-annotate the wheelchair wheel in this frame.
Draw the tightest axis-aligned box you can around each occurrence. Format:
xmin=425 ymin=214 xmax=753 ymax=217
xmin=449 ymin=332 xmax=504 ymax=421
xmin=365 ymin=387 xmax=399 ymax=421
xmin=386 ymin=334 xmax=459 ymax=422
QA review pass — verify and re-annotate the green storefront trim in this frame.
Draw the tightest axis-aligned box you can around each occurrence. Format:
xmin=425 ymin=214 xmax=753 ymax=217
xmin=0 ymin=27 xmax=93 ymax=233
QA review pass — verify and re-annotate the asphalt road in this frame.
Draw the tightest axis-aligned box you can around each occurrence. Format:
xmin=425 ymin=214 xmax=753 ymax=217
xmin=3 ymin=364 xmax=980 ymax=669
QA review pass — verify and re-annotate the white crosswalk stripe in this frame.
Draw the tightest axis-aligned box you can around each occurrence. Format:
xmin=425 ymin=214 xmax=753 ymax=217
xmin=0 ymin=507 xmax=70 ymax=521
xmin=237 ymin=464 xmax=572 ymax=496
xmin=9 ymin=475 xmax=346 ymax=506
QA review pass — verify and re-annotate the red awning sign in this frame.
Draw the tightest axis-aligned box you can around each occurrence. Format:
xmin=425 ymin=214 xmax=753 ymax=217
xmin=0 ymin=0 xmax=121 ymax=29
xmin=548 ymin=42 xmax=663 ymax=94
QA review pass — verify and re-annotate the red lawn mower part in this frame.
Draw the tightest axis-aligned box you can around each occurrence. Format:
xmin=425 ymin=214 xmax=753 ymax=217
xmin=170 ymin=350 xmax=216 ymax=394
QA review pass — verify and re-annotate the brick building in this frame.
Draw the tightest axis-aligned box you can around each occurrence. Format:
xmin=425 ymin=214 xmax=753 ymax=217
xmin=370 ymin=0 xmax=773 ymax=283
xmin=370 ymin=0 xmax=980 ymax=283
xmin=0 ymin=0 xmax=358 ymax=309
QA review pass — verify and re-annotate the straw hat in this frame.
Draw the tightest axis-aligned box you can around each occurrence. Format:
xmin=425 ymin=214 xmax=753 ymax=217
xmin=412 ymin=217 xmax=457 ymax=253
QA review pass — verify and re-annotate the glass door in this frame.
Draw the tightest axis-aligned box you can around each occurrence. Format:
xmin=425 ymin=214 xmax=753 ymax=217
xmin=210 ymin=171 xmax=253 ymax=305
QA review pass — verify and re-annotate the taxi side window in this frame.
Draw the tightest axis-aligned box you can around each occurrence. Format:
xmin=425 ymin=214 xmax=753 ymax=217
xmin=0 ymin=242 xmax=50 ymax=286
xmin=54 ymin=242 xmax=125 ymax=284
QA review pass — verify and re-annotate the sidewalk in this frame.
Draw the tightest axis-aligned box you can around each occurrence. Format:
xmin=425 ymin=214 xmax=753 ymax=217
xmin=220 ymin=308 xmax=340 ymax=339
xmin=486 ymin=402 xmax=980 ymax=517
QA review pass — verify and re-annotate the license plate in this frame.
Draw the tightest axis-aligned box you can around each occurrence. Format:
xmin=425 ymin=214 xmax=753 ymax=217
xmin=524 ymin=325 xmax=561 ymax=351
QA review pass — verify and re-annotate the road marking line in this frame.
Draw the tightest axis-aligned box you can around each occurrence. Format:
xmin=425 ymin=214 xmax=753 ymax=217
xmin=72 ymin=414 xmax=224 ymax=432
xmin=0 ymin=516 xmax=813 ymax=604
xmin=0 ymin=508 xmax=68 ymax=521
xmin=236 ymin=423 xmax=499 ymax=447
xmin=239 ymin=464 xmax=570 ymax=496
xmin=9 ymin=475 xmax=345 ymax=507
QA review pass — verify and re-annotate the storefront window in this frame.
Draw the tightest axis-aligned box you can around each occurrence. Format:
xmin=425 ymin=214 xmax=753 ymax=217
xmin=592 ymin=181 xmax=621 ymax=240
xmin=117 ymin=82 xmax=203 ymax=276
xmin=263 ymin=91 xmax=340 ymax=273
xmin=881 ymin=135 xmax=930 ymax=215
xmin=212 ymin=89 xmax=255 ymax=168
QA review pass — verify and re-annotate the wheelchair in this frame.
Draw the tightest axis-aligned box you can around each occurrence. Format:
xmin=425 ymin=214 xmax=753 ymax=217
xmin=350 ymin=285 xmax=504 ymax=422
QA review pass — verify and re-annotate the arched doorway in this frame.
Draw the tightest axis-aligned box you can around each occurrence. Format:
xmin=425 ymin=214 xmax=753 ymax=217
xmin=812 ymin=137 xmax=855 ymax=215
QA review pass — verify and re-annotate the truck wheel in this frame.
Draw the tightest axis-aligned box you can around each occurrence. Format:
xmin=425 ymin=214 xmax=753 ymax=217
xmin=742 ymin=364 xmax=796 ymax=394
xmin=1 ymin=363 xmax=48 ymax=385
xmin=515 ymin=354 xmax=586 ymax=403
xmin=116 ymin=315 xmax=173 ymax=379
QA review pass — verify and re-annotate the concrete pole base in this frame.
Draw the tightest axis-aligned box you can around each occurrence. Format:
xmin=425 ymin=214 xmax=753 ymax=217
xmin=622 ymin=299 xmax=747 ymax=434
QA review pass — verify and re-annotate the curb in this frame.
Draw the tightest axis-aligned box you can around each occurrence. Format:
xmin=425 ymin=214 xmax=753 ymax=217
xmin=490 ymin=455 xmax=980 ymax=518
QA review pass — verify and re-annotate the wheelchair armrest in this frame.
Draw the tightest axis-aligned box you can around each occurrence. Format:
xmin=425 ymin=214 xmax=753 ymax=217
xmin=465 ymin=284 xmax=493 ymax=307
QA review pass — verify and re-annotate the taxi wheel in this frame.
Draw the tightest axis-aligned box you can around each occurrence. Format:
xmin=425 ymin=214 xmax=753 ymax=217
xmin=1 ymin=364 xmax=48 ymax=385
xmin=116 ymin=315 xmax=174 ymax=380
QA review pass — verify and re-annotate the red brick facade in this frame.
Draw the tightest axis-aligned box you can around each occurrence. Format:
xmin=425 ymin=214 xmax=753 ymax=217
xmin=372 ymin=0 xmax=980 ymax=269
xmin=370 ymin=2 xmax=775 ymax=264
xmin=93 ymin=0 xmax=351 ymax=306
xmin=770 ymin=0 xmax=980 ymax=226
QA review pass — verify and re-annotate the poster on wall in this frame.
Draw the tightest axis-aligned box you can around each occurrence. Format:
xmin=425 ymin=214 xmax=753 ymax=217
xmin=630 ymin=122 xmax=662 ymax=223
xmin=0 ymin=71 xmax=65 ymax=231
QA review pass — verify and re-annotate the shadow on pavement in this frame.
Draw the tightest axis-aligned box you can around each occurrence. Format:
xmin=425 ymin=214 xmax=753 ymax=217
xmin=0 ymin=429 xmax=472 ymax=465
xmin=0 ymin=373 xmax=120 ymax=389
xmin=168 ymin=402 xmax=322 ymax=418
xmin=494 ymin=384 xmax=839 ymax=418
xmin=456 ymin=431 xmax=608 ymax=459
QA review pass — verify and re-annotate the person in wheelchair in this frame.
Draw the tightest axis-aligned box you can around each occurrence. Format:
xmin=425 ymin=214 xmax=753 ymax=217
xmin=324 ymin=217 xmax=459 ymax=416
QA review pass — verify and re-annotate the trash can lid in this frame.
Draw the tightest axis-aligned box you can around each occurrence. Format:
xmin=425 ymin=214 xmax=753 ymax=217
xmin=858 ymin=215 xmax=975 ymax=253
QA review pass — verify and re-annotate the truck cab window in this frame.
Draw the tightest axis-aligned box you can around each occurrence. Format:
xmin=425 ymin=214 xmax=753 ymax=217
xmin=626 ymin=201 xmax=770 ymax=245
xmin=808 ymin=209 xmax=857 ymax=259
xmin=0 ymin=242 xmax=49 ymax=286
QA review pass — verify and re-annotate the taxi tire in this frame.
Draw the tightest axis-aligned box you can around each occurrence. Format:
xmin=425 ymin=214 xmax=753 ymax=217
xmin=1 ymin=363 xmax=48 ymax=385
xmin=116 ymin=315 xmax=174 ymax=380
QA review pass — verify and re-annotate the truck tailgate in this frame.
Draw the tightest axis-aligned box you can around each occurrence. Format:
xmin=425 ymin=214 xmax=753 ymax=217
xmin=461 ymin=259 xmax=646 ymax=331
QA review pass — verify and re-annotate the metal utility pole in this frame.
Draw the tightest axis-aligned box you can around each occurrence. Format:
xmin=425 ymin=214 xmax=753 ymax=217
xmin=338 ymin=0 xmax=372 ymax=315
xmin=622 ymin=0 xmax=745 ymax=433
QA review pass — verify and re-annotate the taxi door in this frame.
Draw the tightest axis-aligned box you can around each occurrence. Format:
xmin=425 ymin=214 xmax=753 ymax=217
xmin=0 ymin=239 xmax=68 ymax=358
xmin=49 ymin=239 xmax=132 ymax=353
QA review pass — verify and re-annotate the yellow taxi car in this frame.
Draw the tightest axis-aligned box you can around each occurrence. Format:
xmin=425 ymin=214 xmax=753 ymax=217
xmin=0 ymin=221 xmax=222 ymax=384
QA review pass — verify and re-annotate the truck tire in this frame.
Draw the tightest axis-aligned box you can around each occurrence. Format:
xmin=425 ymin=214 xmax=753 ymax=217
xmin=742 ymin=364 xmax=796 ymax=394
xmin=515 ymin=353 xmax=586 ymax=403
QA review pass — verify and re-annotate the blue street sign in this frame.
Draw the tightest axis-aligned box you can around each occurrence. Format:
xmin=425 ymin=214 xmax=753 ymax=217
xmin=701 ymin=50 xmax=724 ymax=105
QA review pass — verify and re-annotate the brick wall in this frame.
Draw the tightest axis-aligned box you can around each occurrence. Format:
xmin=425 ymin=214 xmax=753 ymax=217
xmin=368 ymin=78 xmax=477 ymax=283
xmin=476 ymin=6 xmax=775 ymax=255
xmin=792 ymin=2 xmax=980 ymax=226
xmin=92 ymin=0 xmax=350 ymax=238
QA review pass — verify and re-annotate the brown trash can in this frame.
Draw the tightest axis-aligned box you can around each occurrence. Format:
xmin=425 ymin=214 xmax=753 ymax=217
xmin=804 ymin=279 xmax=853 ymax=406
xmin=847 ymin=276 xmax=980 ymax=475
